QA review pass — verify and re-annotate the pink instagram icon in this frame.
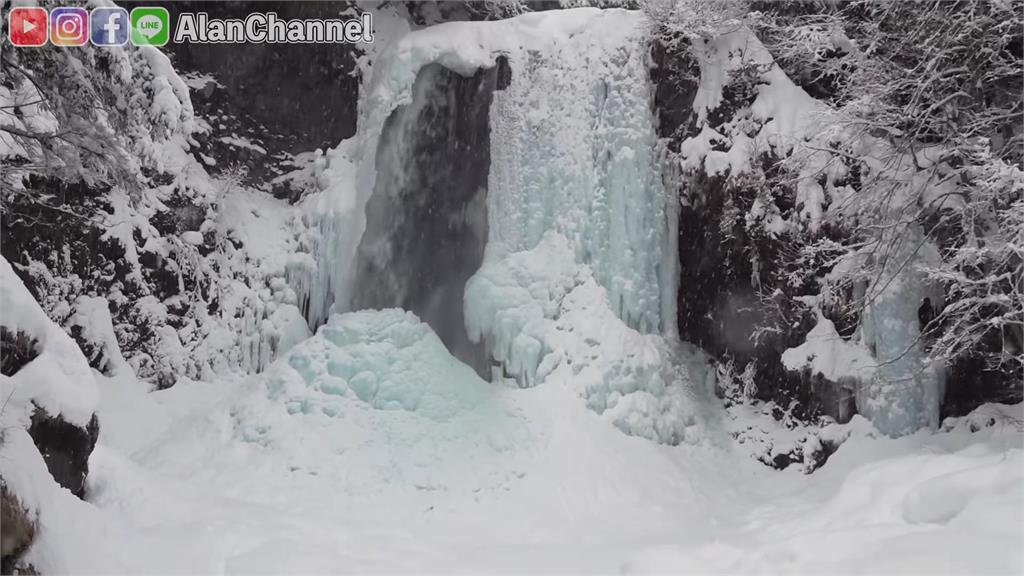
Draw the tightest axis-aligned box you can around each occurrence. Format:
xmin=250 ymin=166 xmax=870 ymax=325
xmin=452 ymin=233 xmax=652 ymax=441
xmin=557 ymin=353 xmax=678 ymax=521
xmin=50 ymin=7 xmax=88 ymax=46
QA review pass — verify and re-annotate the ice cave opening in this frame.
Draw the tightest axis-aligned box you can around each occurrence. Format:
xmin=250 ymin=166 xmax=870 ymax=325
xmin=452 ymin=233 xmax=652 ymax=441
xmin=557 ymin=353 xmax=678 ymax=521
xmin=353 ymin=59 xmax=508 ymax=376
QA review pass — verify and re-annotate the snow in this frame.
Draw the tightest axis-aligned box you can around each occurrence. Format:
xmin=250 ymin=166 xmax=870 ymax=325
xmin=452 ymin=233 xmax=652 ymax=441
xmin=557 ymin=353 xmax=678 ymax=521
xmin=66 ymin=295 xmax=131 ymax=376
xmin=218 ymin=135 xmax=267 ymax=155
xmin=9 ymin=338 xmax=1020 ymax=574
xmin=782 ymin=311 xmax=876 ymax=381
xmin=2 ymin=270 xmax=1021 ymax=572
xmin=3 ymin=7 xmax=1021 ymax=575
xmin=181 ymin=231 xmax=204 ymax=246
xmin=0 ymin=257 xmax=99 ymax=427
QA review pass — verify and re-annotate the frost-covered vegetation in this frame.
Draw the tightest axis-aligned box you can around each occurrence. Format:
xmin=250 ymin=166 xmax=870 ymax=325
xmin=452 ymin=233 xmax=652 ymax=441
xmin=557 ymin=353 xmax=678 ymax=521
xmin=646 ymin=0 xmax=1022 ymax=438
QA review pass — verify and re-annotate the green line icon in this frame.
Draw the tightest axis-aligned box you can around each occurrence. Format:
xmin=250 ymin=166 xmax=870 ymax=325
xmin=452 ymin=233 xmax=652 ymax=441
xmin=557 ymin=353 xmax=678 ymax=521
xmin=130 ymin=7 xmax=169 ymax=46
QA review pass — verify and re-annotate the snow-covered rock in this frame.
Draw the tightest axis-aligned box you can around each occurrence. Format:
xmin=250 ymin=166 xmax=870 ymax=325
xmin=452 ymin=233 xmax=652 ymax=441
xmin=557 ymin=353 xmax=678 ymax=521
xmin=0 ymin=258 xmax=99 ymax=429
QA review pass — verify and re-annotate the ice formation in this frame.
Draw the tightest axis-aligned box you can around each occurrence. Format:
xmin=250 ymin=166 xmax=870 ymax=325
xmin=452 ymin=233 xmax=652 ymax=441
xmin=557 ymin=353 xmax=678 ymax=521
xmin=858 ymin=226 xmax=946 ymax=436
xmin=266 ymin=309 xmax=491 ymax=421
xmin=465 ymin=233 xmax=715 ymax=444
xmin=294 ymin=8 xmax=675 ymax=335
xmin=280 ymin=9 xmax=708 ymax=442
xmin=234 ymin=308 xmax=535 ymax=493
xmin=483 ymin=11 xmax=673 ymax=335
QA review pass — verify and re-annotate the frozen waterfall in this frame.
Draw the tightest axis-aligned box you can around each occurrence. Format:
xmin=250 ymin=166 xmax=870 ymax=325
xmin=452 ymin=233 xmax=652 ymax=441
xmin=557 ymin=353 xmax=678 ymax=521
xmin=483 ymin=14 xmax=674 ymax=336
xmin=295 ymin=8 xmax=677 ymax=356
xmin=285 ymin=9 xmax=705 ymax=443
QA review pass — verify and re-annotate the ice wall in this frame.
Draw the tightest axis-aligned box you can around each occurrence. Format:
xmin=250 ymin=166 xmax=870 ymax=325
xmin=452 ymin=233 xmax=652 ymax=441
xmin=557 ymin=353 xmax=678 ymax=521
xmin=484 ymin=13 xmax=672 ymax=335
xmin=858 ymin=225 xmax=945 ymax=436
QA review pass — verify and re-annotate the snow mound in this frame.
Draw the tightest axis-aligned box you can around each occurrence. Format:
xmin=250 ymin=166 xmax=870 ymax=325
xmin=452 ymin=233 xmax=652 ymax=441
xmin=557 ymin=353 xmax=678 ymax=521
xmin=466 ymin=233 xmax=716 ymax=445
xmin=266 ymin=308 xmax=490 ymax=421
xmin=137 ymin=309 xmax=537 ymax=496
xmin=0 ymin=257 xmax=98 ymax=427
xmin=941 ymin=402 xmax=1024 ymax=434
xmin=781 ymin=312 xmax=876 ymax=381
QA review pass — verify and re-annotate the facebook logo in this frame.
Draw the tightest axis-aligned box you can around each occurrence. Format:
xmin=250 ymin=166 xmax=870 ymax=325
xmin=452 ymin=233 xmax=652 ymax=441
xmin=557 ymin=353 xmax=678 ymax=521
xmin=90 ymin=7 xmax=129 ymax=46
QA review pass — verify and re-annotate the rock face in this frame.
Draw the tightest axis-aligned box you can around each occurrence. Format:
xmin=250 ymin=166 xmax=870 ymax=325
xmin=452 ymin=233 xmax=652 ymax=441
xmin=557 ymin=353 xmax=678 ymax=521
xmin=652 ymin=40 xmax=820 ymax=419
xmin=0 ymin=483 xmax=37 ymax=574
xmin=161 ymin=1 xmax=361 ymax=191
xmin=27 ymin=408 xmax=100 ymax=499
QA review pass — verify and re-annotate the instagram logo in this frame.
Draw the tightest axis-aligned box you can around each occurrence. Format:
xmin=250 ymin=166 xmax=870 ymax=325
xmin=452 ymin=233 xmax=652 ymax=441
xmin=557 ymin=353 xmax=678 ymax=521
xmin=50 ymin=7 xmax=88 ymax=46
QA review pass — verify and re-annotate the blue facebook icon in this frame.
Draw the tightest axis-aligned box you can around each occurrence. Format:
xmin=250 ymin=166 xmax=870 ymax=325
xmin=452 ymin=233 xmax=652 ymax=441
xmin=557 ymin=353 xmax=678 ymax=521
xmin=90 ymin=7 xmax=129 ymax=46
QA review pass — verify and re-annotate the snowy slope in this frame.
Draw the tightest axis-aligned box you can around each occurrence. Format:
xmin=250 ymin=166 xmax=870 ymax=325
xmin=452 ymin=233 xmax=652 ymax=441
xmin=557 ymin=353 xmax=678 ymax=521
xmin=0 ymin=291 xmax=1016 ymax=572
xmin=72 ymin=330 xmax=1024 ymax=573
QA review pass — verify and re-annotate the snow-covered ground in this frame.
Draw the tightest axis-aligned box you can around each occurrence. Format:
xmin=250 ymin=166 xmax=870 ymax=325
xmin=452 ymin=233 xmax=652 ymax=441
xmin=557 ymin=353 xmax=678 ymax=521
xmin=6 ymin=307 xmax=1019 ymax=574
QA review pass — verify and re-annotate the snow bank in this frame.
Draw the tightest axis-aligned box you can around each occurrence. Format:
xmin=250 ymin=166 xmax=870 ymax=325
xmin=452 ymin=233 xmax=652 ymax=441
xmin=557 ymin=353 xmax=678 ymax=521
xmin=466 ymin=233 xmax=715 ymax=445
xmin=0 ymin=257 xmax=98 ymax=427
xmin=623 ymin=408 xmax=1023 ymax=574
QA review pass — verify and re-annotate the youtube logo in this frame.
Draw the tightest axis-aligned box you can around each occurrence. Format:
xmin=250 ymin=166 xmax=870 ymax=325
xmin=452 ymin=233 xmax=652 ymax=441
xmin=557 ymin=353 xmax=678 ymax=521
xmin=8 ymin=7 xmax=48 ymax=47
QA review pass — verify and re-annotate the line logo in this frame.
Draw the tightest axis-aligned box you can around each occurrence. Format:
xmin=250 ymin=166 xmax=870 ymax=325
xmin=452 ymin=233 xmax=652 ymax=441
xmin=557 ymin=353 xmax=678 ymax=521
xmin=8 ymin=7 xmax=48 ymax=47
xmin=91 ymin=7 xmax=129 ymax=46
xmin=50 ymin=6 xmax=88 ymax=46
xmin=130 ymin=7 xmax=169 ymax=46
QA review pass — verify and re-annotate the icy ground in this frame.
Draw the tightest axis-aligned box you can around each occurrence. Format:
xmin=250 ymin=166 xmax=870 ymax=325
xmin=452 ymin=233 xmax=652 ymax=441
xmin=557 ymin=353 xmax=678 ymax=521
xmin=11 ymin=309 xmax=1021 ymax=574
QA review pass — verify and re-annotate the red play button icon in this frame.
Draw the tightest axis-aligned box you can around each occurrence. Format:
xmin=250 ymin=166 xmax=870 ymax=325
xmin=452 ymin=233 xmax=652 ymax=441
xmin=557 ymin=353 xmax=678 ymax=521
xmin=8 ymin=7 xmax=48 ymax=47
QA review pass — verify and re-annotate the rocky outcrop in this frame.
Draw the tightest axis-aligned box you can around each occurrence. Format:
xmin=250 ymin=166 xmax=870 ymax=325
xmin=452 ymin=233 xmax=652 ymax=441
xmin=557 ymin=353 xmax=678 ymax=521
xmin=27 ymin=408 xmax=100 ymax=500
xmin=161 ymin=1 xmax=361 ymax=193
xmin=652 ymin=39 xmax=827 ymax=424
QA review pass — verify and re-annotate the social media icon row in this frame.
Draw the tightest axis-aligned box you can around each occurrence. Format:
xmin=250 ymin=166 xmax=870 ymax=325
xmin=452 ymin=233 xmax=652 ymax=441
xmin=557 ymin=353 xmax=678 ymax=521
xmin=7 ymin=6 xmax=169 ymax=47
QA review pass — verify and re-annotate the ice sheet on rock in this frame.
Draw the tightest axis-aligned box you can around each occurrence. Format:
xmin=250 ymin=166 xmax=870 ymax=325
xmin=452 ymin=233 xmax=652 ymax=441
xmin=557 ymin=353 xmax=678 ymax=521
xmin=465 ymin=233 xmax=716 ymax=445
xmin=0 ymin=257 xmax=99 ymax=427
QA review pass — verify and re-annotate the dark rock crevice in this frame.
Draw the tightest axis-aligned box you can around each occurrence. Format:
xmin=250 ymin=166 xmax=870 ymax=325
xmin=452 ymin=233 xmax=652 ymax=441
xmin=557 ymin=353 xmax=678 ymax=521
xmin=353 ymin=59 xmax=507 ymax=376
xmin=27 ymin=407 xmax=100 ymax=500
